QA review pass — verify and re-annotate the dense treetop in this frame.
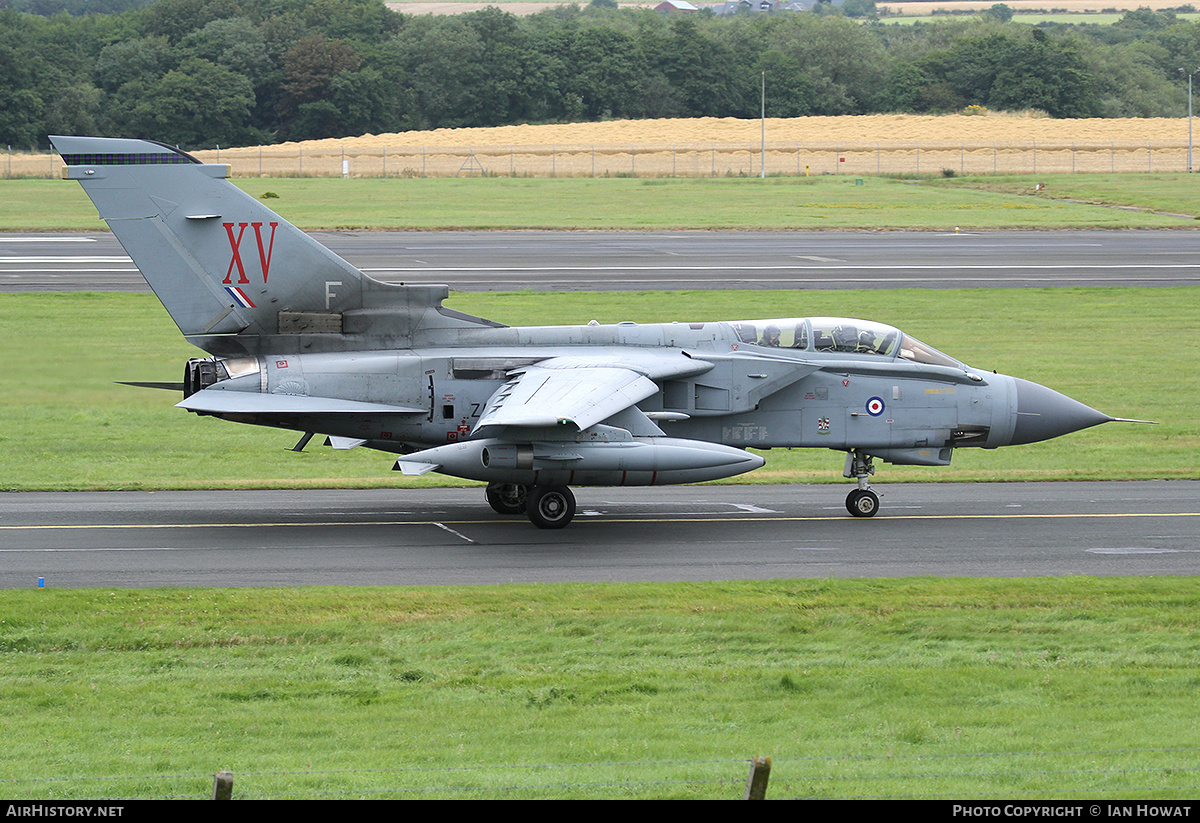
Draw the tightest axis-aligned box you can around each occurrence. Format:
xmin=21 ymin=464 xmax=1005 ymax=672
xmin=2 ymin=0 xmax=1199 ymax=149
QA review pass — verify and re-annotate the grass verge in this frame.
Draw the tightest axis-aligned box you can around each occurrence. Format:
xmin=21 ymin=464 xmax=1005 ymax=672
xmin=2 ymin=579 xmax=1198 ymax=799
xmin=928 ymin=173 xmax=1200 ymax=218
xmin=2 ymin=174 xmax=1198 ymax=232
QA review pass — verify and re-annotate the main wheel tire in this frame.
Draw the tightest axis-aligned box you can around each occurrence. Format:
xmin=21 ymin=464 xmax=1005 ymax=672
xmin=486 ymin=482 xmax=527 ymax=515
xmin=527 ymin=485 xmax=576 ymax=529
xmin=846 ymin=488 xmax=880 ymax=518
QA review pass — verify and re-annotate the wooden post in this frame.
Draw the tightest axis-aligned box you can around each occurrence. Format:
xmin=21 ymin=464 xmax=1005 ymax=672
xmin=744 ymin=756 xmax=771 ymax=800
xmin=212 ymin=771 xmax=233 ymax=800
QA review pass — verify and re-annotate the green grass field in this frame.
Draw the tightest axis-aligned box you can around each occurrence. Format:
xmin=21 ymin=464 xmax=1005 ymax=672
xmin=3 ymin=579 xmax=1198 ymax=799
xmin=928 ymin=173 xmax=1200 ymax=218
xmin=1 ymin=174 xmax=1197 ymax=232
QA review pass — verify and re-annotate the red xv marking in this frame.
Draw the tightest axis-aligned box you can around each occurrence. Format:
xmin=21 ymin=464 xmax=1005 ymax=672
xmin=222 ymin=222 xmax=249 ymax=284
xmin=222 ymin=221 xmax=279 ymax=285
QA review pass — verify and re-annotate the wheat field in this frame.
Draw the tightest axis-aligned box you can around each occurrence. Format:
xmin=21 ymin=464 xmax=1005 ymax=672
xmin=181 ymin=114 xmax=1200 ymax=177
xmin=10 ymin=114 xmax=1198 ymax=178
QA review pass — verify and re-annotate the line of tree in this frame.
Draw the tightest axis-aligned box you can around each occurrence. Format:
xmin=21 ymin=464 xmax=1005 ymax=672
xmin=3 ymin=0 xmax=1200 ymax=150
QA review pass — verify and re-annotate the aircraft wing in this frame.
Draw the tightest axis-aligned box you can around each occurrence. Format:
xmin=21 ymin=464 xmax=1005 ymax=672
xmin=474 ymin=352 xmax=712 ymax=434
xmin=178 ymin=387 xmax=426 ymax=416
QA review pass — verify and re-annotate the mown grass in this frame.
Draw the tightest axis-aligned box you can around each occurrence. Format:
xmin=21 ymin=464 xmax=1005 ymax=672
xmin=928 ymin=172 xmax=1200 ymax=217
xmin=1 ymin=287 xmax=1194 ymax=491
xmin=2 ymin=579 xmax=1198 ymax=799
xmin=2 ymin=174 xmax=1197 ymax=232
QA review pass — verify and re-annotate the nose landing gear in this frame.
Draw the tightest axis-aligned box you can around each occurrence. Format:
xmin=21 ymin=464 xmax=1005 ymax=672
xmin=844 ymin=450 xmax=879 ymax=518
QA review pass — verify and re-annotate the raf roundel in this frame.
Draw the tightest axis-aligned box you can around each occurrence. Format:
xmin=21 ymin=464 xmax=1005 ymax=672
xmin=866 ymin=396 xmax=886 ymax=417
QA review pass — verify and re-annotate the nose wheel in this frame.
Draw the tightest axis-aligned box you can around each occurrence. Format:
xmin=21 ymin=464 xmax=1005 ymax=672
xmin=846 ymin=488 xmax=880 ymax=517
xmin=844 ymin=449 xmax=880 ymax=518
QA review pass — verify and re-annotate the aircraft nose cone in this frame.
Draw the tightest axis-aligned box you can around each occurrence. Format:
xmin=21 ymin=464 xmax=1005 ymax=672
xmin=1010 ymin=377 xmax=1113 ymax=446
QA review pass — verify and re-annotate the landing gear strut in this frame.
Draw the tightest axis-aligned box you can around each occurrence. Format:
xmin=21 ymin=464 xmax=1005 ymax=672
xmin=844 ymin=449 xmax=879 ymax=518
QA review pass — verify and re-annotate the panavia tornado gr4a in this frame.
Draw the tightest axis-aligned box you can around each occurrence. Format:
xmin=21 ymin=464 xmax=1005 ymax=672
xmin=51 ymin=135 xmax=1144 ymax=529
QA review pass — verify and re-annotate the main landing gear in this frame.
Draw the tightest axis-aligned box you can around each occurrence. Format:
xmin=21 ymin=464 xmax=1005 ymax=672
xmin=844 ymin=449 xmax=880 ymax=518
xmin=485 ymin=482 xmax=527 ymax=515
xmin=485 ymin=482 xmax=576 ymax=529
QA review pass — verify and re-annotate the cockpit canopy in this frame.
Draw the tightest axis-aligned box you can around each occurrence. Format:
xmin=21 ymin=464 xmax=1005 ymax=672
xmin=729 ymin=317 xmax=964 ymax=369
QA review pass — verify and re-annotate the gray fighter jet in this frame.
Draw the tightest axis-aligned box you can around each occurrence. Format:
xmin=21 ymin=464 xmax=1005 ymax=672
xmin=52 ymin=135 xmax=1141 ymax=528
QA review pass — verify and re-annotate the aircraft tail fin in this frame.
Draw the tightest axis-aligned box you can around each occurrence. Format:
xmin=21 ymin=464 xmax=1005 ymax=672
xmin=51 ymin=136 xmax=487 ymax=355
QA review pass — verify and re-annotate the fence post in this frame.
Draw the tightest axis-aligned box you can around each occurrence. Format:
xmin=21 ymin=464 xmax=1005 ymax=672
xmin=744 ymin=756 xmax=771 ymax=800
xmin=212 ymin=771 xmax=233 ymax=800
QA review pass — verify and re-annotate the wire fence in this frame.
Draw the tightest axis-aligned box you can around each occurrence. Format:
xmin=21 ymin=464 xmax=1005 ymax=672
xmin=4 ymin=748 xmax=1199 ymax=800
xmin=7 ymin=140 xmax=1200 ymax=179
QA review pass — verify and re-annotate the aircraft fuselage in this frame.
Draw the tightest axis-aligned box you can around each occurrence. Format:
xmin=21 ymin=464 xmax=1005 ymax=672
xmin=191 ymin=315 xmax=1020 ymax=472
